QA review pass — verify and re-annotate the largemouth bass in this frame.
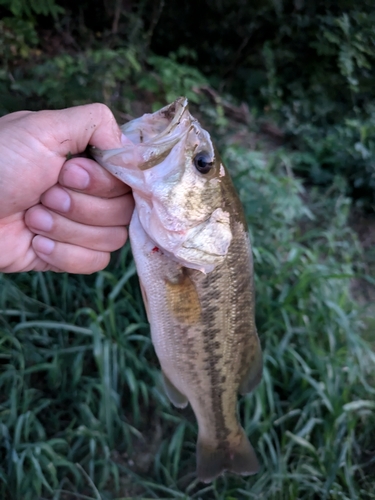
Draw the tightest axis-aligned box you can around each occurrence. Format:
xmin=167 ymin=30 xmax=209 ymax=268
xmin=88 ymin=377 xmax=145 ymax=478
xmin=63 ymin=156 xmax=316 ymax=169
xmin=91 ymin=97 xmax=263 ymax=482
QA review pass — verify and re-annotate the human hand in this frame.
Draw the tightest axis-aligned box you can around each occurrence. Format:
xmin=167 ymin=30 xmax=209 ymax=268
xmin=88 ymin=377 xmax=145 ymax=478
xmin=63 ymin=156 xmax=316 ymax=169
xmin=0 ymin=104 xmax=134 ymax=273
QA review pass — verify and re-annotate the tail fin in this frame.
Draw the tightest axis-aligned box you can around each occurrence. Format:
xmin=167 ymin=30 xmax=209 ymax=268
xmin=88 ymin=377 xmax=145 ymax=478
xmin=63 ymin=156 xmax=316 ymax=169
xmin=196 ymin=427 xmax=259 ymax=483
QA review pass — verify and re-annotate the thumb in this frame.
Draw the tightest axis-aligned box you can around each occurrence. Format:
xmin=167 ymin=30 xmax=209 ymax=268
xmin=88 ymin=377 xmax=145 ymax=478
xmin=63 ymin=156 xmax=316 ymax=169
xmin=38 ymin=103 xmax=123 ymax=156
xmin=0 ymin=104 xmax=123 ymax=219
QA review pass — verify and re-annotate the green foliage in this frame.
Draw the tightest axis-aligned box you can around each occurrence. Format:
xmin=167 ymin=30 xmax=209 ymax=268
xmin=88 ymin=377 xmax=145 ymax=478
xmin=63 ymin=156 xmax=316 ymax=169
xmin=0 ymin=47 xmax=207 ymax=114
xmin=0 ymin=247 xmax=156 ymax=499
xmin=13 ymin=47 xmax=142 ymax=109
xmin=2 ymin=0 xmax=375 ymax=204
xmin=142 ymin=1 xmax=375 ymax=207
xmin=1 ymin=145 xmax=374 ymax=499
xmin=0 ymin=0 xmax=63 ymax=18
xmin=0 ymin=17 xmax=38 ymax=65
xmin=286 ymin=115 xmax=375 ymax=208
xmin=239 ymin=8 xmax=375 ymax=207
xmin=0 ymin=0 xmax=375 ymax=497
xmin=138 ymin=50 xmax=207 ymax=111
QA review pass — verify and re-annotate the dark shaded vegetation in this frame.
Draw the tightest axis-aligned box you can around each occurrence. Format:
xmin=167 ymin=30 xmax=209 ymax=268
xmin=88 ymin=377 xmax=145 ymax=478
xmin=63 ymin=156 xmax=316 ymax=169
xmin=2 ymin=0 xmax=375 ymax=206
xmin=1 ymin=0 xmax=375 ymax=498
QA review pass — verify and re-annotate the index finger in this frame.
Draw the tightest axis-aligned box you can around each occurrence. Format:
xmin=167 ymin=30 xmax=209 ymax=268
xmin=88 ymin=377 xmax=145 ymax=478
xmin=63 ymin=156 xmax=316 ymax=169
xmin=59 ymin=157 xmax=131 ymax=198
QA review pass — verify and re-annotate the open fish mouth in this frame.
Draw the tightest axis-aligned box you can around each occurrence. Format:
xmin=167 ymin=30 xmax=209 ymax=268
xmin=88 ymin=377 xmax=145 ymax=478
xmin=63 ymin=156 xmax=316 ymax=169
xmin=121 ymin=96 xmax=191 ymax=146
xmin=91 ymin=97 xmax=193 ymax=173
xmin=151 ymin=97 xmax=189 ymax=139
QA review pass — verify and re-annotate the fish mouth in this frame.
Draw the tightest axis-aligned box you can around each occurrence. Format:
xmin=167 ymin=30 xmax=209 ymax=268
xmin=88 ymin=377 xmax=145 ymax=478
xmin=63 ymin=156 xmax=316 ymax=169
xmin=155 ymin=97 xmax=189 ymax=138
xmin=117 ymin=96 xmax=193 ymax=171
xmin=121 ymin=96 xmax=190 ymax=145
xmin=89 ymin=97 xmax=192 ymax=170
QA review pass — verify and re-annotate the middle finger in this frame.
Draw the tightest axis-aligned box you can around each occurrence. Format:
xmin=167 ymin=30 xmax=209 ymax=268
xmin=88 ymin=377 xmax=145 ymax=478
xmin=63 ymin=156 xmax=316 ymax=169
xmin=41 ymin=185 xmax=134 ymax=226
xmin=59 ymin=157 xmax=131 ymax=198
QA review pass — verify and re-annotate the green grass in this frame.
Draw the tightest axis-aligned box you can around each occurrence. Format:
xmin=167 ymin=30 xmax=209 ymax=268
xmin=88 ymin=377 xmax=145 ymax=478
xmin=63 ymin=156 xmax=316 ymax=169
xmin=1 ymin=144 xmax=375 ymax=499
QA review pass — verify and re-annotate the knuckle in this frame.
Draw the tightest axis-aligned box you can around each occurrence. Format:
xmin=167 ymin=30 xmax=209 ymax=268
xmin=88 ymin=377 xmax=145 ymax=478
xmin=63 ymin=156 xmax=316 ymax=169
xmin=89 ymin=251 xmax=111 ymax=273
xmin=90 ymin=102 xmax=114 ymax=123
xmin=110 ymin=227 xmax=128 ymax=250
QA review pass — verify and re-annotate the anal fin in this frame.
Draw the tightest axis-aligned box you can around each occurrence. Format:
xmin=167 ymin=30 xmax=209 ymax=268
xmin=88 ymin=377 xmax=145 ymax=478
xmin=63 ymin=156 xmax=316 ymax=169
xmin=239 ymin=337 xmax=263 ymax=395
xmin=139 ymin=279 xmax=150 ymax=321
xmin=162 ymin=371 xmax=188 ymax=409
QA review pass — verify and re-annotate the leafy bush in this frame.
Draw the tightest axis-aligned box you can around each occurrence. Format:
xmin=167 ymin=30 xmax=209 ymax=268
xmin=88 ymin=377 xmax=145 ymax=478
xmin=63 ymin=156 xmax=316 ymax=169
xmin=286 ymin=116 xmax=375 ymax=208
xmin=0 ymin=46 xmax=207 ymax=115
xmin=0 ymin=0 xmax=63 ymax=18
xmin=249 ymin=8 xmax=375 ymax=207
xmin=145 ymin=2 xmax=375 ymax=206
xmin=2 ymin=0 xmax=375 ymax=205
xmin=16 ymin=48 xmax=142 ymax=108
xmin=0 ymin=17 xmax=38 ymax=64
xmin=138 ymin=50 xmax=207 ymax=110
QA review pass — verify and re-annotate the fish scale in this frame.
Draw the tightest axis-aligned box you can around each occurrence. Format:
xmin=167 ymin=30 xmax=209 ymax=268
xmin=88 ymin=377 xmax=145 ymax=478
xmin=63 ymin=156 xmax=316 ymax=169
xmin=91 ymin=97 xmax=263 ymax=482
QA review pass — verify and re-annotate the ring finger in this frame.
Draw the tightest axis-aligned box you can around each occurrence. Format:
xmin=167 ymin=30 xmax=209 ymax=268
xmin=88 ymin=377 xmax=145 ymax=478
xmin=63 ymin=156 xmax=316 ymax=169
xmin=25 ymin=205 xmax=128 ymax=252
xmin=41 ymin=185 xmax=134 ymax=226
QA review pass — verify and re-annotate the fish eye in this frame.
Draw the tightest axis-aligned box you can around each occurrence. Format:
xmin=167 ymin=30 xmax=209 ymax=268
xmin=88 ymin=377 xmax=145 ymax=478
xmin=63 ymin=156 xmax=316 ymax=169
xmin=193 ymin=153 xmax=214 ymax=174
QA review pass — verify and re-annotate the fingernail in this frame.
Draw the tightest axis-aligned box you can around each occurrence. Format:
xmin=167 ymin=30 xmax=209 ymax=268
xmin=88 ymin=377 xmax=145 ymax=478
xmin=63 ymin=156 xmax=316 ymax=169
xmin=61 ymin=164 xmax=90 ymax=190
xmin=33 ymin=236 xmax=55 ymax=255
xmin=121 ymin=133 xmax=134 ymax=146
xmin=43 ymin=187 xmax=71 ymax=213
xmin=31 ymin=209 xmax=53 ymax=232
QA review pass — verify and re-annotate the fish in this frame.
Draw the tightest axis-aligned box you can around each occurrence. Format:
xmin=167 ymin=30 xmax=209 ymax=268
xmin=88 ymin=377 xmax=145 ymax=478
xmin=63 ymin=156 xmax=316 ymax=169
xmin=91 ymin=97 xmax=263 ymax=482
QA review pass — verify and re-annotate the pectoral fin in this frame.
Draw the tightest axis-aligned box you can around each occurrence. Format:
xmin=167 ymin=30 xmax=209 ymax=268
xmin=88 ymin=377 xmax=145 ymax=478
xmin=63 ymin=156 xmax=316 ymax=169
xmin=165 ymin=269 xmax=201 ymax=324
xmin=162 ymin=372 xmax=188 ymax=409
xmin=238 ymin=338 xmax=263 ymax=395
